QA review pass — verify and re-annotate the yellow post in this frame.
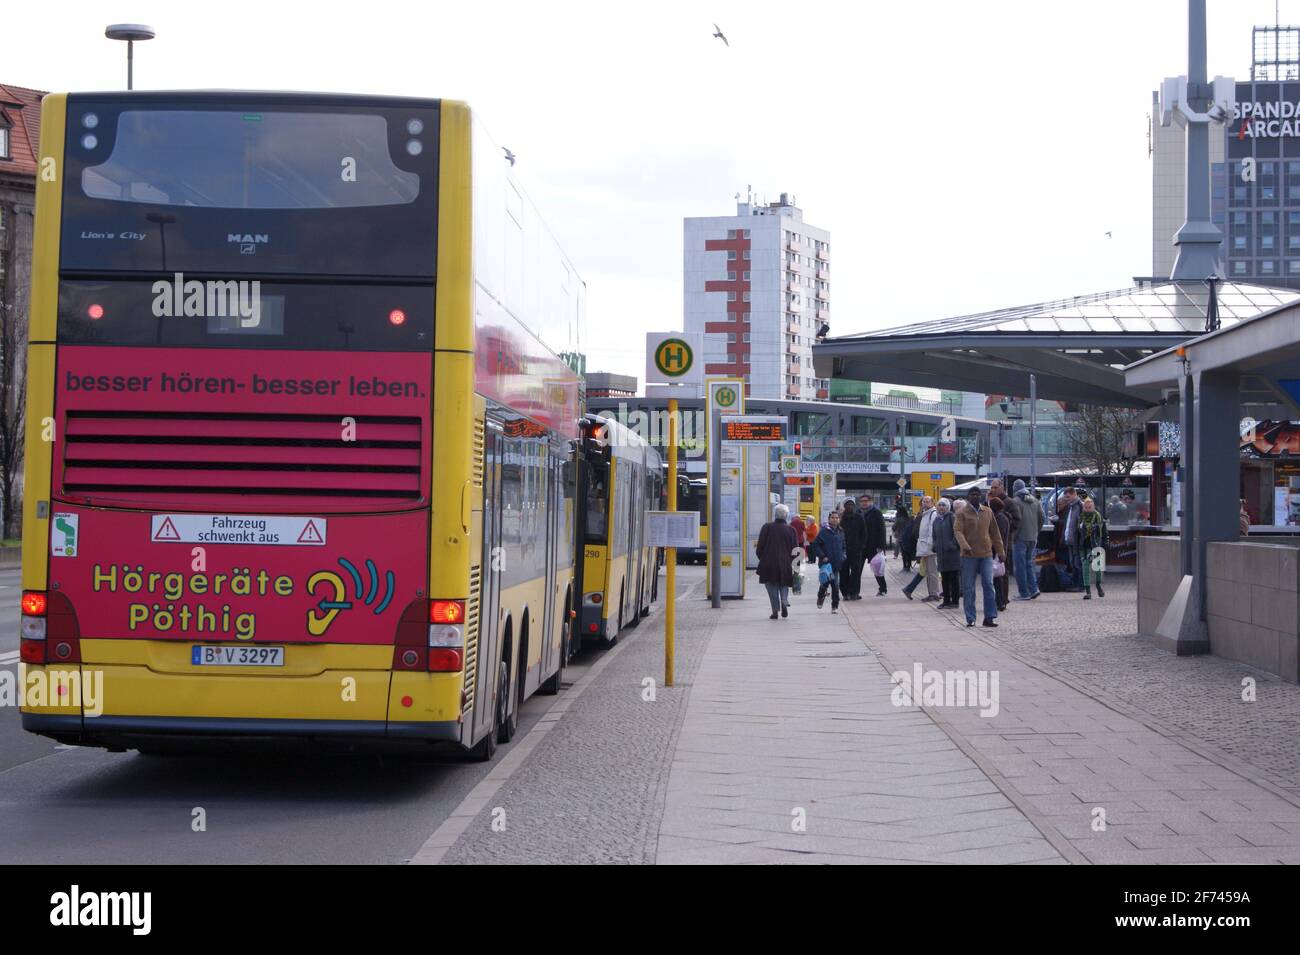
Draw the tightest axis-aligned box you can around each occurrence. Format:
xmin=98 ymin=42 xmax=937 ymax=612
xmin=665 ymin=398 xmax=677 ymax=687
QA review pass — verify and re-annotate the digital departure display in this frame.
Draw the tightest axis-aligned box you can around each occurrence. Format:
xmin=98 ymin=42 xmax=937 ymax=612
xmin=720 ymin=418 xmax=787 ymax=443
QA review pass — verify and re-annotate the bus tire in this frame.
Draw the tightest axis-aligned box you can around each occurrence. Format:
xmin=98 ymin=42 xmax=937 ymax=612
xmin=609 ymin=585 xmax=624 ymax=646
xmin=496 ymin=636 xmax=518 ymax=745
xmin=540 ymin=608 xmax=567 ymax=695
xmin=640 ymin=570 xmax=651 ymax=617
xmin=467 ymin=694 xmax=498 ymax=762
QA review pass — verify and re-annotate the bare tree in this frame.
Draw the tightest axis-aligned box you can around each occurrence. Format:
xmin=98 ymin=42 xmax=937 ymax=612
xmin=0 ymin=298 xmax=25 ymax=540
xmin=1059 ymin=404 xmax=1140 ymax=477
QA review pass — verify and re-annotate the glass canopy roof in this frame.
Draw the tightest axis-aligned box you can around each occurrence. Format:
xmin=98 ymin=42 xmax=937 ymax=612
xmin=834 ymin=282 xmax=1300 ymax=340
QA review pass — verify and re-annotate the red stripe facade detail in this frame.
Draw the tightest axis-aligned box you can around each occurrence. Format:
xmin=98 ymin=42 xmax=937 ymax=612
xmin=702 ymin=234 xmax=750 ymax=380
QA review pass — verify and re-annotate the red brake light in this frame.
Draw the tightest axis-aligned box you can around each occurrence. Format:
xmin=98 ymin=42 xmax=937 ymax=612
xmin=87 ymin=304 xmax=104 ymax=320
xmin=20 ymin=641 xmax=46 ymax=664
xmin=430 ymin=600 xmax=465 ymax=624
xmin=22 ymin=592 xmax=47 ymax=616
xmin=428 ymin=648 xmax=463 ymax=672
xmin=388 ymin=308 xmax=407 ymax=326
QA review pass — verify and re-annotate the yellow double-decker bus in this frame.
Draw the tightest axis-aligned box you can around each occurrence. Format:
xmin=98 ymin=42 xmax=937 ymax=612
xmin=574 ymin=414 xmax=661 ymax=650
xmin=20 ymin=91 xmax=581 ymax=761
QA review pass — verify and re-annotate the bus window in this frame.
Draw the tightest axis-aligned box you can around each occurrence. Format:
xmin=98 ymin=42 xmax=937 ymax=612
xmin=81 ymin=110 xmax=419 ymax=209
xmin=585 ymin=462 xmax=609 ymax=543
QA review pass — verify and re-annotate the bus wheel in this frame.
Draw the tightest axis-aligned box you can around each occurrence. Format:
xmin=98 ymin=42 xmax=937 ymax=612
xmin=468 ymin=665 xmax=502 ymax=762
xmin=497 ymin=654 xmax=518 ymax=744
xmin=640 ymin=571 xmax=651 ymax=618
xmin=540 ymin=618 xmax=567 ymax=695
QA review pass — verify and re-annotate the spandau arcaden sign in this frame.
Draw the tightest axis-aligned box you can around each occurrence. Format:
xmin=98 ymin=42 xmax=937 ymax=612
xmin=1235 ymin=100 xmax=1300 ymax=138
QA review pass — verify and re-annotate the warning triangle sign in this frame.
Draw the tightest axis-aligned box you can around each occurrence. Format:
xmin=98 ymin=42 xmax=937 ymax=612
xmin=297 ymin=520 xmax=324 ymax=544
xmin=153 ymin=517 xmax=181 ymax=541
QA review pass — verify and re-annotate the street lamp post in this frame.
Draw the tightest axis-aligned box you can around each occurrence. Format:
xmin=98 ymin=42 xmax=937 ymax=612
xmin=1029 ymin=373 xmax=1037 ymax=490
xmin=105 ymin=24 xmax=156 ymax=90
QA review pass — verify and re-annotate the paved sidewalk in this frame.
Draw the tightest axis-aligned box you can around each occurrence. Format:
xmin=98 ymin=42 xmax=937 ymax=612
xmin=655 ymin=573 xmax=1064 ymax=864
xmin=838 ymin=558 xmax=1300 ymax=863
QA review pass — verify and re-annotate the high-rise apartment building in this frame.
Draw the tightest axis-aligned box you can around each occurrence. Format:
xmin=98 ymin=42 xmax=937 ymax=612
xmin=684 ymin=192 xmax=830 ymax=398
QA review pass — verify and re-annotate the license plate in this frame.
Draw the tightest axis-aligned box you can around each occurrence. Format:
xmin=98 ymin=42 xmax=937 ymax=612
xmin=191 ymin=645 xmax=285 ymax=667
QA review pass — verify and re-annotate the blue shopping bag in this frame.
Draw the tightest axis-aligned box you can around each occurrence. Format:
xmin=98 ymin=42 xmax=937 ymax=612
xmin=818 ymin=563 xmax=834 ymax=586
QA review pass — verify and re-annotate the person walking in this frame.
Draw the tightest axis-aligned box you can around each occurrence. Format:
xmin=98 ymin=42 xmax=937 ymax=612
xmin=1056 ymin=486 xmax=1084 ymax=592
xmin=789 ymin=511 xmax=807 ymax=595
xmin=895 ymin=501 xmax=915 ymax=571
xmin=1078 ymin=496 xmax=1108 ymax=599
xmin=991 ymin=484 xmax=1018 ymax=597
xmin=861 ymin=493 xmax=888 ymax=596
xmin=932 ymin=498 xmax=962 ymax=608
xmin=902 ymin=495 xmax=941 ymax=602
xmin=808 ymin=509 xmax=847 ymax=613
xmin=954 ymin=486 xmax=1005 ymax=628
xmin=756 ymin=503 xmax=798 ymax=619
xmin=1010 ymin=480 xmax=1041 ymax=600
xmin=839 ymin=499 xmax=866 ymax=601
xmin=989 ymin=495 xmax=1012 ymax=612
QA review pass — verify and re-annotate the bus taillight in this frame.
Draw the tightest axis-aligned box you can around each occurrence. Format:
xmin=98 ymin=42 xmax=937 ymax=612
xmin=428 ymin=600 xmax=465 ymax=672
xmin=20 ymin=591 xmax=47 ymax=664
xmin=21 ymin=591 xmax=81 ymax=665
xmin=429 ymin=600 xmax=465 ymax=624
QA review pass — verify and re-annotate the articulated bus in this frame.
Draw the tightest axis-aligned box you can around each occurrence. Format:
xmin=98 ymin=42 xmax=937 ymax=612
xmin=574 ymin=414 xmax=661 ymax=650
xmin=20 ymin=91 xmax=584 ymax=761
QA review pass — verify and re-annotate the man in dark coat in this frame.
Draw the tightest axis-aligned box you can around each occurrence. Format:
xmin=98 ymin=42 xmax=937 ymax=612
xmin=861 ymin=493 xmax=888 ymax=595
xmin=839 ymin=498 xmax=867 ymax=601
xmin=756 ymin=503 xmax=799 ymax=619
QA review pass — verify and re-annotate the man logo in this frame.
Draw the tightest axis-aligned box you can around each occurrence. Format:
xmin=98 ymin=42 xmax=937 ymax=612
xmin=715 ymin=386 xmax=737 ymax=408
xmin=654 ymin=339 xmax=693 ymax=378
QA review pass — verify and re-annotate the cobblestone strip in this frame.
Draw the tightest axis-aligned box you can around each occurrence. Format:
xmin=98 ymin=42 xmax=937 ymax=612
xmin=435 ymin=572 xmax=717 ymax=864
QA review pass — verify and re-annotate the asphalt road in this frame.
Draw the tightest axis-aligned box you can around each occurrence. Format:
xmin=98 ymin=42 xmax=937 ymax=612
xmin=0 ymin=563 xmax=637 ymax=864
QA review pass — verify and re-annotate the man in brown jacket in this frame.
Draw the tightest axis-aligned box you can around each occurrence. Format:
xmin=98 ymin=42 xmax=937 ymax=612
xmin=953 ymin=486 xmax=1006 ymax=628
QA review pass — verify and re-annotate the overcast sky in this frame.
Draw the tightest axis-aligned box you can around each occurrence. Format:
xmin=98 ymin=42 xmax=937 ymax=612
xmin=5 ymin=0 xmax=1292 ymax=382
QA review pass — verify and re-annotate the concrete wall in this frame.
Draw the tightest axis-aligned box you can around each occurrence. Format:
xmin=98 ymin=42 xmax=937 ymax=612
xmin=1137 ymin=535 xmax=1300 ymax=683
xmin=1137 ymin=536 xmax=1182 ymax=636
xmin=1205 ymin=540 xmax=1300 ymax=683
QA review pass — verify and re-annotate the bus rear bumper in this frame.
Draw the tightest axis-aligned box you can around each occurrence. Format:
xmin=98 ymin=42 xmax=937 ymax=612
xmin=22 ymin=712 xmax=461 ymax=749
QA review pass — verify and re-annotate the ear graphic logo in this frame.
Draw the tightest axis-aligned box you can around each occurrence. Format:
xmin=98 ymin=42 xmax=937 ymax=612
xmin=306 ymin=558 xmax=396 ymax=636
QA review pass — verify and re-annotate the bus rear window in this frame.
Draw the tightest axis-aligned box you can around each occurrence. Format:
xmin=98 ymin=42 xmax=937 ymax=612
xmin=80 ymin=110 xmax=420 ymax=210
xmin=585 ymin=463 xmax=609 ymax=544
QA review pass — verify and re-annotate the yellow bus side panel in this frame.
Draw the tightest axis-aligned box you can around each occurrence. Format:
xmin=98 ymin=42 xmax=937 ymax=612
xmin=22 ymin=94 xmax=66 ymax=591
xmin=21 ymin=346 xmax=55 ymax=592
xmin=429 ymin=99 xmax=475 ymax=612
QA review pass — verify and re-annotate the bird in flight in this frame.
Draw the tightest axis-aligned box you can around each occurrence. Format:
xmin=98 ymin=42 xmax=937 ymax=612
xmin=713 ymin=23 xmax=729 ymax=46
xmin=502 ymin=147 xmax=516 ymax=166
xmin=1105 ymin=231 xmax=1112 ymax=238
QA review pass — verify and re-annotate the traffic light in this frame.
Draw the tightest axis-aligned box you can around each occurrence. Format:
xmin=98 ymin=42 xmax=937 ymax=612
xmin=793 ymin=442 xmax=802 ymax=457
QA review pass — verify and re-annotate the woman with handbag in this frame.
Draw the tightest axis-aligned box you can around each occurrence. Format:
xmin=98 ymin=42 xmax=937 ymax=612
xmin=989 ymin=495 xmax=1012 ymax=612
xmin=807 ymin=510 xmax=846 ymax=613
xmin=901 ymin=496 xmax=940 ymax=601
